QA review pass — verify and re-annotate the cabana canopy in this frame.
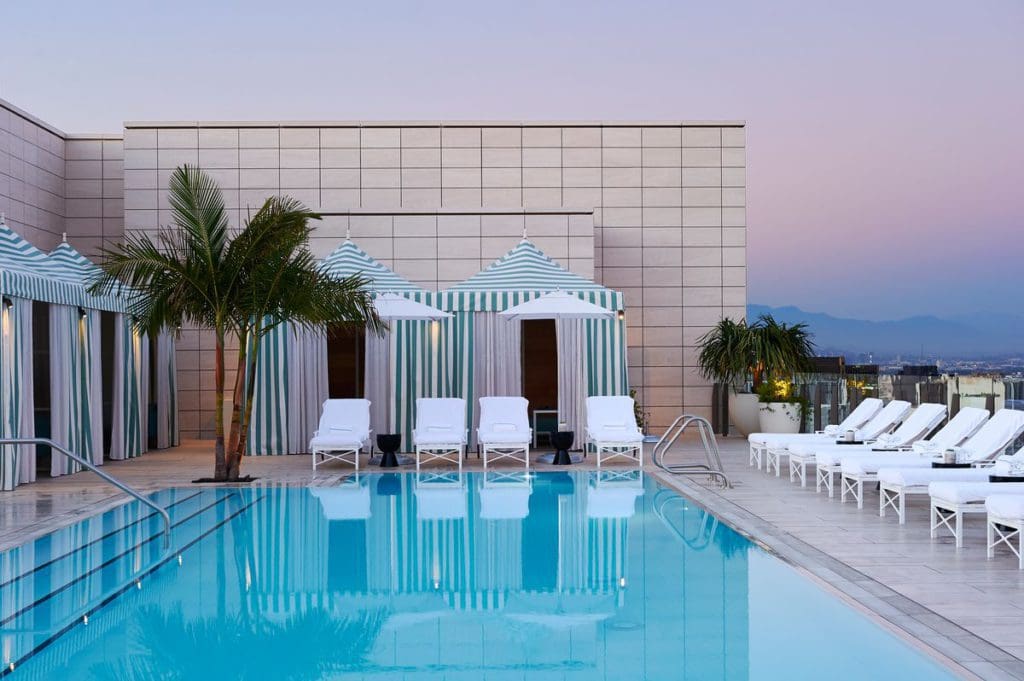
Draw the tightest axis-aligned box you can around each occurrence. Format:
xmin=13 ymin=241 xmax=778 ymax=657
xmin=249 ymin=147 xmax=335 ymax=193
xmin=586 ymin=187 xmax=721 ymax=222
xmin=321 ymin=239 xmax=422 ymax=295
xmin=0 ymin=221 xmax=82 ymax=306
xmin=437 ymin=239 xmax=623 ymax=312
xmin=46 ymin=239 xmax=129 ymax=312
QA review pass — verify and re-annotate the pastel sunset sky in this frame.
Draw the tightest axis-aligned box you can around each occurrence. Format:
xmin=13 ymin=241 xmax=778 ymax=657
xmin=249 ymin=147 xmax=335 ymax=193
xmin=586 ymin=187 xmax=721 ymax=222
xmin=1 ymin=0 xmax=1020 ymax=320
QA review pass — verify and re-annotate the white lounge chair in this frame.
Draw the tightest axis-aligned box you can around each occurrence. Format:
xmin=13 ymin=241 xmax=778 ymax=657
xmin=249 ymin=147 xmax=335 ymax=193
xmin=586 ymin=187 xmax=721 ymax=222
xmin=310 ymin=479 xmax=372 ymax=520
xmin=838 ymin=407 xmax=990 ymax=509
xmin=479 ymin=472 xmax=532 ymax=520
xmin=415 ymin=472 xmax=468 ymax=521
xmin=986 ymin=493 xmax=1024 ymax=569
xmin=413 ymin=397 xmax=468 ymax=471
xmin=929 ymin=450 xmax=1024 ymax=547
xmin=309 ymin=399 xmax=372 ymax=471
xmin=876 ymin=409 xmax=1024 ymax=524
xmin=585 ymin=396 xmax=644 ymax=467
xmin=779 ymin=399 xmax=913 ymax=488
xmin=477 ymin=396 xmax=532 ymax=469
xmin=748 ymin=397 xmax=882 ymax=471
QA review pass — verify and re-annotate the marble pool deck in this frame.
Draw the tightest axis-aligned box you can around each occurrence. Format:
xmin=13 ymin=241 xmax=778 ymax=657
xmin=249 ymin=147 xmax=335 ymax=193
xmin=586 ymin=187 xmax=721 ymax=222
xmin=2 ymin=436 xmax=1023 ymax=679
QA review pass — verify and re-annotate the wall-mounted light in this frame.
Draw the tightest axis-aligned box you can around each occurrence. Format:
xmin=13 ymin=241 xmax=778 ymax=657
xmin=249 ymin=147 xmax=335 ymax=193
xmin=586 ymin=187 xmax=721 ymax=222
xmin=78 ymin=306 xmax=88 ymax=319
xmin=1 ymin=297 xmax=12 ymax=311
xmin=617 ymin=310 xmax=625 ymax=321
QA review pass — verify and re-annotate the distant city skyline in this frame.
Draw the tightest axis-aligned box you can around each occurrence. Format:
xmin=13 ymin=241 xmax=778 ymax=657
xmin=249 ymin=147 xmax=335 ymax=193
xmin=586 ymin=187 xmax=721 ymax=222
xmin=1 ymin=0 xmax=1020 ymax=320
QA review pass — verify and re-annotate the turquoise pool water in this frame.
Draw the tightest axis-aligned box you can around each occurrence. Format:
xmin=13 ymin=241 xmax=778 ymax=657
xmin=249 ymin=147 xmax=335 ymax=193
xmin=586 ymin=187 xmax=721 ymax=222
xmin=0 ymin=471 xmax=958 ymax=680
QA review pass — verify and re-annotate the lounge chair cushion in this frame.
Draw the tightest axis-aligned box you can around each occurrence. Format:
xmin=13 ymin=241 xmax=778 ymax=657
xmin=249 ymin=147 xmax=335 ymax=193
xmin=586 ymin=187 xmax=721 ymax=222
xmin=310 ymin=433 xmax=367 ymax=449
xmin=841 ymin=453 xmax=929 ymax=476
xmin=585 ymin=396 xmax=644 ymax=444
xmin=930 ymin=481 xmax=1024 ymax=505
xmin=413 ymin=429 xmax=466 ymax=446
xmin=477 ymin=397 xmax=531 ymax=446
xmin=877 ymin=467 xmax=993 ymax=488
xmin=986 ymin=494 xmax=1024 ymax=519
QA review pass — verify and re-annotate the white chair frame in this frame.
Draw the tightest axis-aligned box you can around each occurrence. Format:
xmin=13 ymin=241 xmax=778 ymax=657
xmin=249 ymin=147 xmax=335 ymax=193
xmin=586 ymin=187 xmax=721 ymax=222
xmin=590 ymin=439 xmax=643 ymax=468
xmin=931 ymin=498 xmax=987 ymax=548
xmin=415 ymin=440 xmax=466 ymax=472
xmin=987 ymin=510 xmax=1024 ymax=569
xmin=311 ymin=440 xmax=369 ymax=471
xmin=481 ymin=443 xmax=530 ymax=469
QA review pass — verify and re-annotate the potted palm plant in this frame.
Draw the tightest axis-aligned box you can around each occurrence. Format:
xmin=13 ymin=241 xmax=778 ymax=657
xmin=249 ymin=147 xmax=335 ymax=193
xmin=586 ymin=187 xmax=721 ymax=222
xmin=697 ymin=318 xmax=760 ymax=437
xmin=697 ymin=315 xmax=815 ymax=436
xmin=750 ymin=316 xmax=815 ymax=433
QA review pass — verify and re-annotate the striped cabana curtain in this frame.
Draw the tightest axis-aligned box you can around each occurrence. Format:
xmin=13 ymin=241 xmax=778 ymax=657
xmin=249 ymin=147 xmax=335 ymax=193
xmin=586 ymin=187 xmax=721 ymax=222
xmin=109 ymin=314 xmax=147 ymax=460
xmin=585 ymin=316 xmax=629 ymax=397
xmin=155 ymin=330 xmax=179 ymax=449
xmin=48 ymin=304 xmax=101 ymax=476
xmin=247 ymin=323 xmax=328 ymax=455
xmin=471 ymin=312 xmax=522 ymax=449
xmin=556 ymin=318 xmax=587 ymax=438
xmin=0 ymin=297 xmax=35 ymax=490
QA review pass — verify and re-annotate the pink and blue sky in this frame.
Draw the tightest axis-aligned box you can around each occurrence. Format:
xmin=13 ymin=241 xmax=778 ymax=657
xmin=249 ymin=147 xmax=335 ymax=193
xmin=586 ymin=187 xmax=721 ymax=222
xmin=1 ymin=0 xmax=1020 ymax=320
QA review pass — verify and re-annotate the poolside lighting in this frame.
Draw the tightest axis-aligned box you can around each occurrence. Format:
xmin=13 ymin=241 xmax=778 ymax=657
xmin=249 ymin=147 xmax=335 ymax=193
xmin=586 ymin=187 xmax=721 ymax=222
xmin=1 ymin=297 xmax=11 ymax=310
xmin=78 ymin=306 xmax=88 ymax=319
xmin=617 ymin=310 xmax=625 ymax=321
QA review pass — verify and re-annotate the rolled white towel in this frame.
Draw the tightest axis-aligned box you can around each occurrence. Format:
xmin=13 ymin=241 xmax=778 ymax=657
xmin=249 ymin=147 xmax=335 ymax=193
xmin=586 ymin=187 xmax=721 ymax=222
xmin=912 ymin=440 xmax=940 ymax=455
xmin=823 ymin=425 xmax=840 ymax=437
xmin=874 ymin=433 xmax=901 ymax=447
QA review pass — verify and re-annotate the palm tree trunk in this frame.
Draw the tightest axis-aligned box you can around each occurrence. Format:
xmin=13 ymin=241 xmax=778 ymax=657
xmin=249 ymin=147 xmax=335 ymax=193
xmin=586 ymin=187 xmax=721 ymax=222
xmin=231 ymin=325 xmax=264 ymax=475
xmin=213 ymin=330 xmax=228 ymax=481
xmin=226 ymin=334 xmax=248 ymax=473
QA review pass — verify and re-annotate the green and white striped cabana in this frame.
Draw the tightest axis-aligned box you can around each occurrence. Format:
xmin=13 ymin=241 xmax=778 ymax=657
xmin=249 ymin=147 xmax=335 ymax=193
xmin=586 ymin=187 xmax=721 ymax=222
xmin=0 ymin=219 xmax=170 ymax=491
xmin=47 ymin=240 xmax=178 ymax=458
xmin=247 ymin=239 xmax=440 ymax=454
xmin=437 ymin=239 xmax=628 ymax=447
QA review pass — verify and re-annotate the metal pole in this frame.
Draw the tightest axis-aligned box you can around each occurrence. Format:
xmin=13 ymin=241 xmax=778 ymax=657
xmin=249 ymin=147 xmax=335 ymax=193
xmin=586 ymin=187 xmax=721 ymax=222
xmin=0 ymin=438 xmax=172 ymax=548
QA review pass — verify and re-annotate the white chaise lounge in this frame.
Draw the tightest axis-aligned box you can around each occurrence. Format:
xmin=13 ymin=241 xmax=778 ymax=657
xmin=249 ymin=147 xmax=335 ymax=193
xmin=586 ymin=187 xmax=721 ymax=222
xmin=780 ymin=399 xmax=913 ymax=489
xmin=413 ymin=398 xmax=468 ymax=472
xmin=838 ymin=407 xmax=990 ymax=509
xmin=813 ymin=403 xmax=947 ymax=501
xmin=875 ymin=409 xmax=1024 ymax=524
xmin=309 ymin=399 xmax=372 ymax=471
xmin=928 ymin=445 xmax=1024 ymax=547
xmin=477 ymin=396 xmax=532 ymax=469
xmin=748 ymin=397 xmax=882 ymax=470
xmin=986 ymin=494 xmax=1024 ymax=569
xmin=585 ymin=396 xmax=645 ymax=467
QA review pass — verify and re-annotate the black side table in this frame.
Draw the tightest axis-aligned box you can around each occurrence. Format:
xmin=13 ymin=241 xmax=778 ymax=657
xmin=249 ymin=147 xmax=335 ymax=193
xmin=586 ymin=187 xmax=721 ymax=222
xmin=932 ymin=462 xmax=972 ymax=469
xmin=376 ymin=433 xmax=403 ymax=468
xmin=551 ymin=430 xmax=575 ymax=466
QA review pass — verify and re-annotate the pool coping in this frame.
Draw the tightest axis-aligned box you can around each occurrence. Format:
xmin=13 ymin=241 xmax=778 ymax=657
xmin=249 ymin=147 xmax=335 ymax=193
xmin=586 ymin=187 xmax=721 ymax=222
xmin=651 ymin=470 xmax=1024 ymax=681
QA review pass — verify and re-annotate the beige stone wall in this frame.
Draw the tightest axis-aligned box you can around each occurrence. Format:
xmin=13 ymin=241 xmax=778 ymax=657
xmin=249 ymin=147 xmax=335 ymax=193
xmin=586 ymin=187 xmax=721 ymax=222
xmin=118 ymin=121 xmax=747 ymax=439
xmin=63 ymin=136 xmax=125 ymax=259
xmin=0 ymin=101 xmax=65 ymax=249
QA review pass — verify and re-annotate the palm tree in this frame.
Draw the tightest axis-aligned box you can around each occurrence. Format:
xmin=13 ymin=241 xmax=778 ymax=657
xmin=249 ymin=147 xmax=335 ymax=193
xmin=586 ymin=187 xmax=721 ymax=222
xmin=697 ymin=314 xmax=815 ymax=391
xmin=91 ymin=165 xmax=381 ymax=481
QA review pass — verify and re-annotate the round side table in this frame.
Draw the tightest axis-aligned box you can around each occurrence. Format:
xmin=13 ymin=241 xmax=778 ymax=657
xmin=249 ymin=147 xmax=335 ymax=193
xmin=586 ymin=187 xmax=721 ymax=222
xmin=376 ymin=433 xmax=404 ymax=468
xmin=550 ymin=430 xmax=575 ymax=466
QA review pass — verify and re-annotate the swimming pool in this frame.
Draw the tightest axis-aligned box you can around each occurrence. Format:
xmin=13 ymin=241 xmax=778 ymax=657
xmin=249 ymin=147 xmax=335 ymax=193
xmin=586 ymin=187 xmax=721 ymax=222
xmin=0 ymin=471 xmax=959 ymax=679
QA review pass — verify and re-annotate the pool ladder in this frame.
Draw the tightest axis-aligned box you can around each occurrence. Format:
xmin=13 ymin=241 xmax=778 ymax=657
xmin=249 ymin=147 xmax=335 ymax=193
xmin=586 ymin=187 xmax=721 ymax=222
xmin=0 ymin=437 xmax=172 ymax=548
xmin=652 ymin=414 xmax=731 ymax=488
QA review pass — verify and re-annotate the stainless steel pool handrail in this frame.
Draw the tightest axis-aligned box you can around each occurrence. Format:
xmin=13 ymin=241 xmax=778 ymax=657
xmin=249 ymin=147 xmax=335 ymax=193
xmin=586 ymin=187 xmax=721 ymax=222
xmin=0 ymin=437 xmax=171 ymax=548
xmin=652 ymin=414 xmax=731 ymax=487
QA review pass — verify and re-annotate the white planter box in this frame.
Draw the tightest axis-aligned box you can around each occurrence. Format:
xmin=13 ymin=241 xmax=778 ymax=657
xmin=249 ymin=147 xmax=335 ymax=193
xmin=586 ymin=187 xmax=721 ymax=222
xmin=758 ymin=402 xmax=801 ymax=434
xmin=729 ymin=392 xmax=761 ymax=437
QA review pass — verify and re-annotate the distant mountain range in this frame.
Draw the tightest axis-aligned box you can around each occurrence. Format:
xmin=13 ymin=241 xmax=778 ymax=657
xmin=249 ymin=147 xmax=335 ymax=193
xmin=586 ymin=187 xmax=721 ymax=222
xmin=747 ymin=304 xmax=1023 ymax=358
